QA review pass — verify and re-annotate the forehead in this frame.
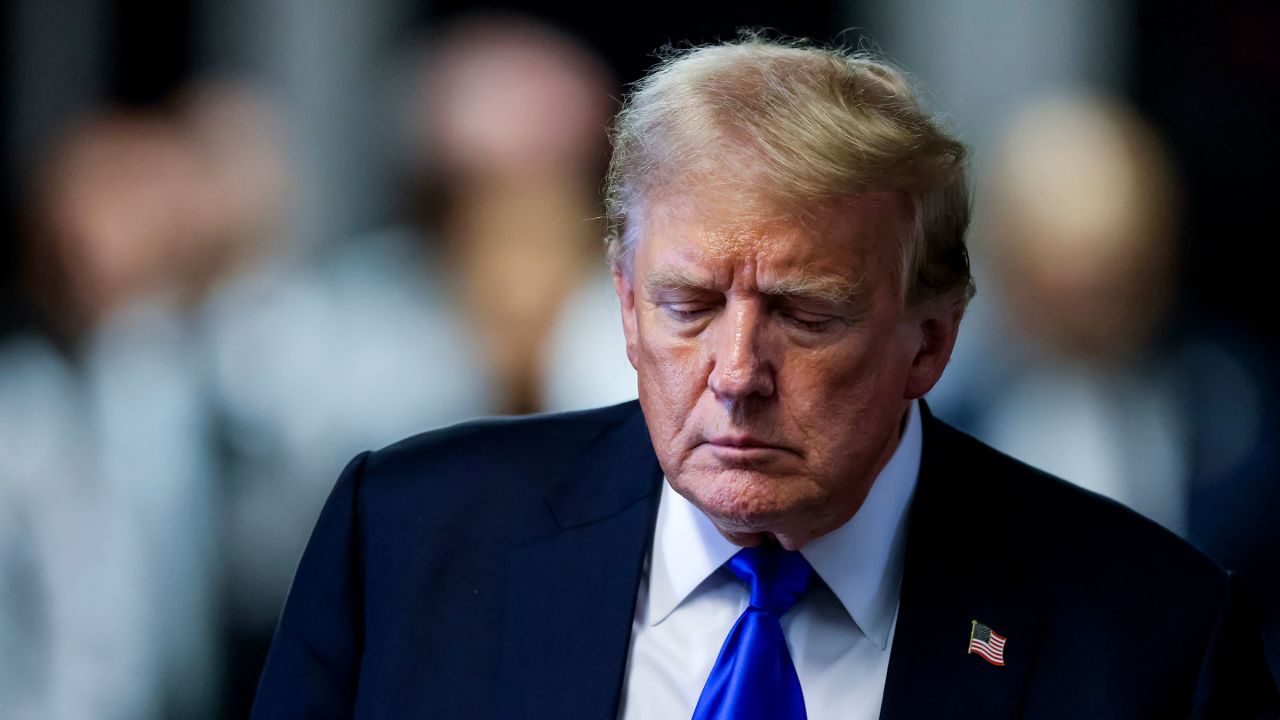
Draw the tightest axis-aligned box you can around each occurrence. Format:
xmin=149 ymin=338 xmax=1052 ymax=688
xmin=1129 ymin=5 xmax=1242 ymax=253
xmin=635 ymin=190 xmax=910 ymax=286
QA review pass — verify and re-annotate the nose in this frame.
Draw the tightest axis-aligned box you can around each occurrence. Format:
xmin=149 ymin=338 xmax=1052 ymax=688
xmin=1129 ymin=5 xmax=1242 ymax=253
xmin=707 ymin=300 xmax=776 ymax=403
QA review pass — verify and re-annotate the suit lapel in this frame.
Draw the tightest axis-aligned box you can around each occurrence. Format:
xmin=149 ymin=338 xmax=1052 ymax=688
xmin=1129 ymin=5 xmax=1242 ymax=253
xmin=489 ymin=404 xmax=663 ymax=720
xmin=880 ymin=407 xmax=1046 ymax=719
xmin=486 ymin=402 xmax=1046 ymax=719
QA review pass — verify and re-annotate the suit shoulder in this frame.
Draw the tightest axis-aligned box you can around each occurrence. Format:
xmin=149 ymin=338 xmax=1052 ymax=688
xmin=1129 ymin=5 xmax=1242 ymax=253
xmin=356 ymin=400 xmax=642 ymax=491
xmin=916 ymin=419 xmax=1278 ymax=716
xmin=933 ymin=419 xmax=1226 ymax=588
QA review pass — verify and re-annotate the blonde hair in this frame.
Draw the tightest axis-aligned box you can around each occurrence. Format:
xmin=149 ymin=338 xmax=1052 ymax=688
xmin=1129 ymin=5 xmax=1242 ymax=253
xmin=605 ymin=36 xmax=973 ymax=304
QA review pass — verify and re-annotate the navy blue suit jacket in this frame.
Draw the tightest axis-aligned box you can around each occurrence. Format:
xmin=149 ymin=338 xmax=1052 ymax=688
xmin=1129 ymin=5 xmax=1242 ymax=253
xmin=251 ymin=401 xmax=1278 ymax=718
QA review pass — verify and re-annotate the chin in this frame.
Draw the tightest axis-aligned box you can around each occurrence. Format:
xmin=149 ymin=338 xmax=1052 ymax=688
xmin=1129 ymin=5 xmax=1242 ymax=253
xmin=671 ymin=465 xmax=812 ymax=532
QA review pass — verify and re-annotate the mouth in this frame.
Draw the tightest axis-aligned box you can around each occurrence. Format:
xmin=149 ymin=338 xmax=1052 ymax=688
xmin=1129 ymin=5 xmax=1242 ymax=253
xmin=704 ymin=435 xmax=782 ymax=449
xmin=698 ymin=435 xmax=797 ymax=465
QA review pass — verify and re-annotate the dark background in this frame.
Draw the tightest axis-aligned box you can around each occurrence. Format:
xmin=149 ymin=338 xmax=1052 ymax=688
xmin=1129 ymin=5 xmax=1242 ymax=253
xmin=2 ymin=2 xmax=1276 ymax=717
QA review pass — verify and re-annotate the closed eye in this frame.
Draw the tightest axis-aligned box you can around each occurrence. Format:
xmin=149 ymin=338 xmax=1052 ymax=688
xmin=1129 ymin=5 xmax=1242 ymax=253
xmin=661 ymin=304 xmax=716 ymax=322
xmin=779 ymin=311 xmax=838 ymax=332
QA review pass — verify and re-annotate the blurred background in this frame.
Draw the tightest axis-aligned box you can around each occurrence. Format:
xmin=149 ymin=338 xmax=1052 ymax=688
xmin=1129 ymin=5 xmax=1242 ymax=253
xmin=1 ymin=0 xmax=1276 ymax=717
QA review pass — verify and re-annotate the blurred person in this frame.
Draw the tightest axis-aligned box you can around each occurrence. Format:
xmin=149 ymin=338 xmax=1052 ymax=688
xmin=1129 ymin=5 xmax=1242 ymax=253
xmin=0 ymin=494 xmax=48 ymax=718
xmin=175 ymin=82 xmax=295 ymax=306
xmin=948 ymin=97 xmax=1187 ymax=531
xmin=0 ymin=111 xmax=220 ymax=719
xmin=254 ymin=38 xmax=1276 ymax=719
xmin=181 ymin=79 xmax=497 ymax=715
xmin=929 ymin=95 xmax=1280 ymax=680
xmin=411 ymin=14 xmax=620 ymax=413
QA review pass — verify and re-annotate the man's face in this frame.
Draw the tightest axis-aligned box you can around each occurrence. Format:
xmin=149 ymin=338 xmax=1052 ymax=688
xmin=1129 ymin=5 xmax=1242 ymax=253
xmin=614 ymin=190 xmax=957 ymax=549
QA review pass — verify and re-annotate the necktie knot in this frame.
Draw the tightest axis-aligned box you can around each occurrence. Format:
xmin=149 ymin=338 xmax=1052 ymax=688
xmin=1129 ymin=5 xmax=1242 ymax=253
xmin=727 ymin=544 xmax=812 ymax=617
xmin=692 ymin=543 xmax=811 ymax=720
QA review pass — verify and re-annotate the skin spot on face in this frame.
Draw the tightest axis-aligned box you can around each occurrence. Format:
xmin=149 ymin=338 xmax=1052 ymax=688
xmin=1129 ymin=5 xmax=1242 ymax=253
xmin=614 ymin=189 xmax=961 ymax=549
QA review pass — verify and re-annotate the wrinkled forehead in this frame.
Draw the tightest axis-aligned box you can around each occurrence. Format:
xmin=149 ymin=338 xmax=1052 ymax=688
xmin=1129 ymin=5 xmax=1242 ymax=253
xmin=633 ymin=184 xmax=912 ymax=272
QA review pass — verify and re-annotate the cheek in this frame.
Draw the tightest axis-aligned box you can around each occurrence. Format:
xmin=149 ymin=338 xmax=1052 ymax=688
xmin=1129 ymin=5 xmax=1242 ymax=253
xmin=635 ymin=316 xmax=707 ymax=397
xmin=779 ymin=334 xmax=907 ymax=453
xmin=634 ymin=314 xmax=711 ymax=439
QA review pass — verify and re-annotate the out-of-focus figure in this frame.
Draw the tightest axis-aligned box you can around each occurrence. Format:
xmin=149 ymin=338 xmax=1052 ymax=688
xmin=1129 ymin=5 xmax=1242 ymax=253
xmin=0 ymin=112 xmax=220 ymax=720
xmin=185 ymin=79 xmax=497 ymax=716
xmin=979 ymin=97 xmax=1187 ymax=531
xmin=408 ymin=15 xmax=630 ymax=413
xmin=176 ymin=83 xmax=294 ymax=308
xmin=202 ymin=20 xmax=626 ymax=706
xmin=929 ymin=95 xmax=1280 ymax=677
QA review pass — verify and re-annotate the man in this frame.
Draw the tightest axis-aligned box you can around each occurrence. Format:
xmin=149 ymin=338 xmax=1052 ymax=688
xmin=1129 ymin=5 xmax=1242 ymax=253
xmin=252 ymin=38 xmax=1278 ymax=719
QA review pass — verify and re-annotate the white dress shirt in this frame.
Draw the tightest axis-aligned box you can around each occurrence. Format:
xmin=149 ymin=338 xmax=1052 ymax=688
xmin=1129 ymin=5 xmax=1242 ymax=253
xmin=618 ymin=401 xmax=923 ymax=720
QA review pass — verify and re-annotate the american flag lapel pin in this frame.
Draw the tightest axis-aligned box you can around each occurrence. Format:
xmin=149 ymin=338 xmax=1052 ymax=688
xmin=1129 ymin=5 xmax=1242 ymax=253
xmin=968 ymin=620 xmax=1007 ymax=666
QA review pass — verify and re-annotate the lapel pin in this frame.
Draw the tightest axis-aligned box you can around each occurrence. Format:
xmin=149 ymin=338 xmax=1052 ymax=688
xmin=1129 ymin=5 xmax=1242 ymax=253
xmin=968 ymin=620 xmax=1007 ymax=666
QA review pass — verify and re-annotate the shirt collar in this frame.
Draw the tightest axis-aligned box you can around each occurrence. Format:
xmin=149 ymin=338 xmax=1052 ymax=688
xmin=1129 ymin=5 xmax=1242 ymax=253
xmin=645 ymin=400 xmax=923 ymax=651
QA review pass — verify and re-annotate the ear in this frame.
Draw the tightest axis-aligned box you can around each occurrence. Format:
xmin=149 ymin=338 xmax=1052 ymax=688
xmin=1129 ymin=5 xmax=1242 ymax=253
xmin=903 ymin=294 xmax=965 ymax=400
xmin=613 ymin=265 xmax=641 ymax=370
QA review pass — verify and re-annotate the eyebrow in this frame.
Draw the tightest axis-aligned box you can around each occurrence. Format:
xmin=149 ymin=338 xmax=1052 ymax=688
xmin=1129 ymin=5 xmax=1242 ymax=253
xmin=643 ymin=267 xmax=719 ymax=297
xmin=643 ymin=267 xmax=866 ymax=307
xmin=764 ymin=272 xmax=866 ymax=306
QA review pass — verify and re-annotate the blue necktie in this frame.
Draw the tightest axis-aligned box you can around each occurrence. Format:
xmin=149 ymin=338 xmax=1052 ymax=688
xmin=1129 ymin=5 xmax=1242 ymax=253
xmin=691 ymin=544 xmax=812 ymax=720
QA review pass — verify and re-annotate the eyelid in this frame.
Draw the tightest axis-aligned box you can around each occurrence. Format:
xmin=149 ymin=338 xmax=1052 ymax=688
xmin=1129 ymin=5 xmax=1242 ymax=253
xmin=772 ymin=303 xmax=848 ymax=333
xmin=772 ymin=294 xmax=845 ymax=316
xmin=782 ymin=307 xmax=835 ymax=321
xmin=660 ymin=302 xmax=715 ymax=321
xmin=780 ymin=311 xmax=834 ymax=329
